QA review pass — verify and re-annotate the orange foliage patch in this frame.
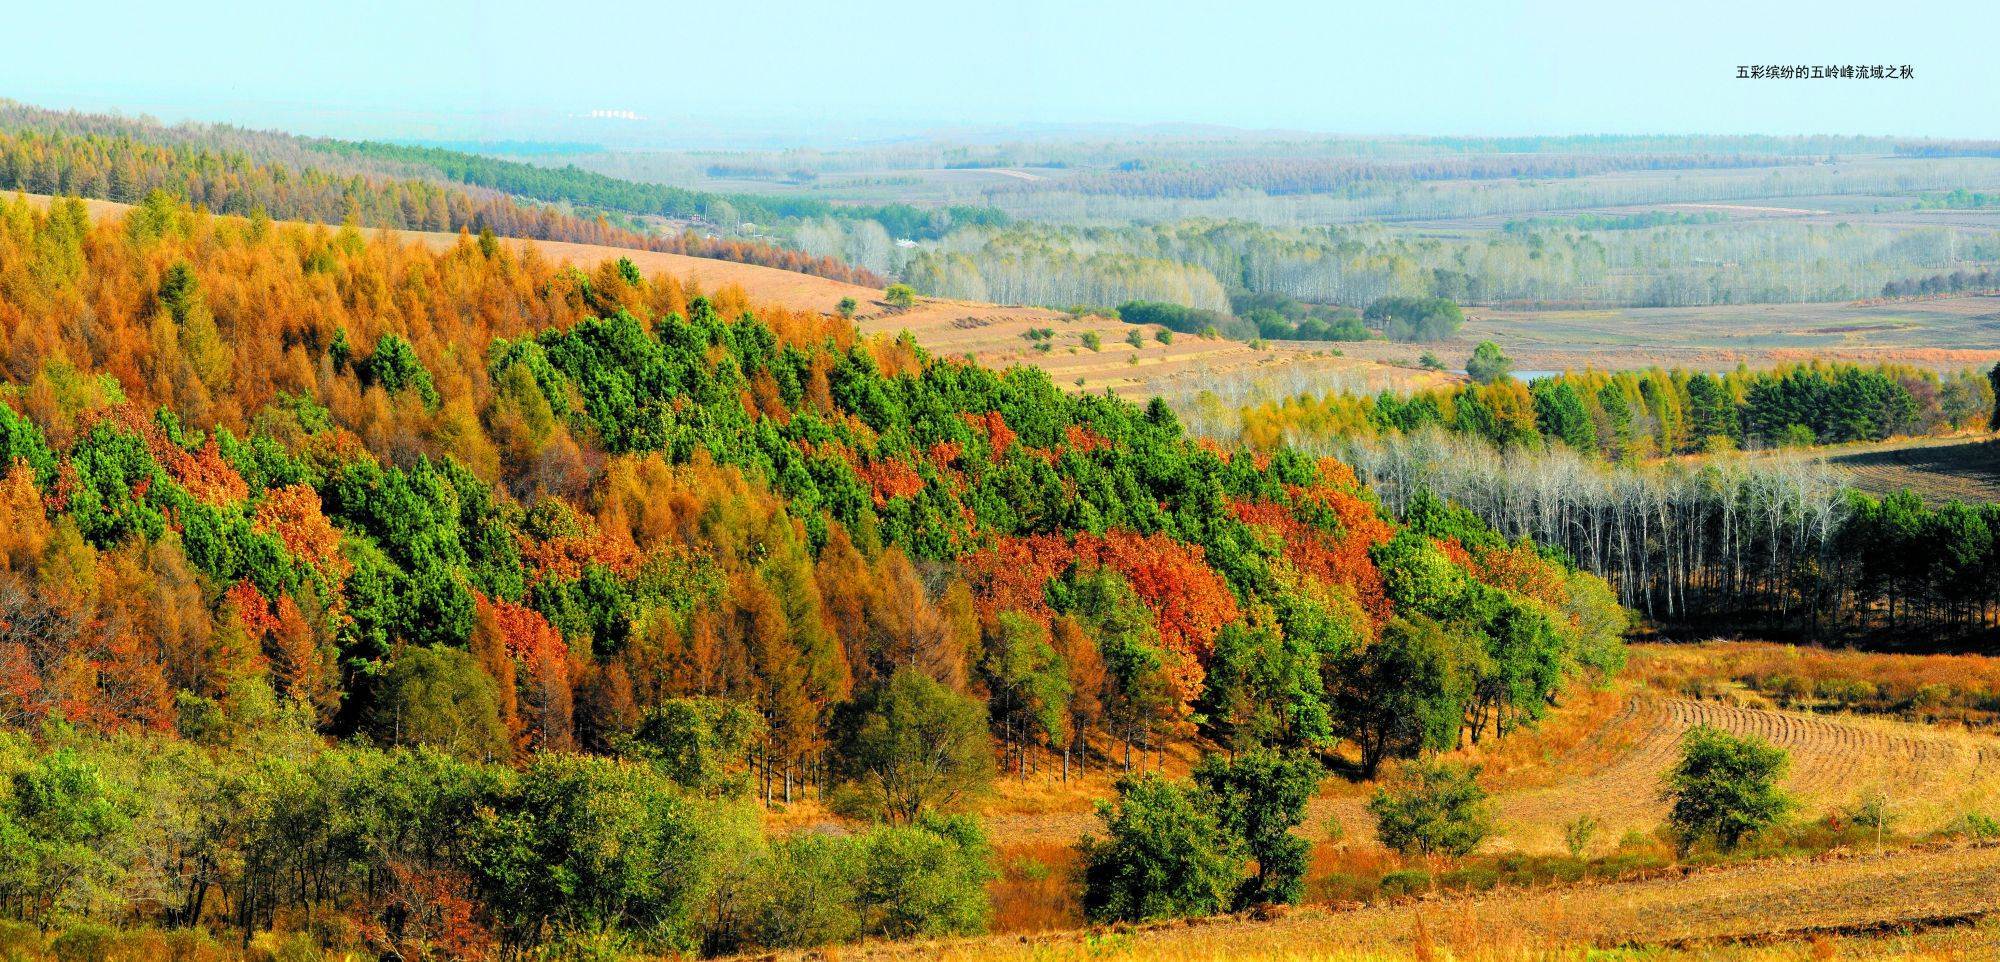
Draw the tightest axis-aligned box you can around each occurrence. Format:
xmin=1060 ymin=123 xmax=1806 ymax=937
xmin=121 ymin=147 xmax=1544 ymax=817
xmin=224 ymin=579 xmax=280 ymax=640
xmin=1063 ymin=424 xmax=1112 ymax=454
xmin=964 ymin=529 xmax=1239 ymax=709
xmin=1231 ymin=492 xmax=1392 ymax=623
xmin=517 ymin=519 xmax=641 ymax=584
xmin=252 ymin=485 xmax=349 ymax=578
xmin=964 ymin=410 xmax=1016 ymax=456
xmin=858 ymin=456 xmax=925 ymax=507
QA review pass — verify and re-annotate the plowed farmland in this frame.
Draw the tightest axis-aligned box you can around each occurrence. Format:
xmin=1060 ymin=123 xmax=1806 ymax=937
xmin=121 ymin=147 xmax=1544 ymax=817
xmin=820 ymin=842 xmax=2000 ymax=960
xmin=980 ymin=695 xmax=2000 ymax=855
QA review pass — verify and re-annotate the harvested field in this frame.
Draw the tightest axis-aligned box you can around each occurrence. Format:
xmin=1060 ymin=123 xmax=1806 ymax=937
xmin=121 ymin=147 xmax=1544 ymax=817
xmin=1330 ymin=295 xmax=2000 ymax=376
xmin=816 ymin=843 xmax=2000 ymax=960
xmin=1821 ymin=435 xmax=2000 ymax=505
xmin=978 ymin=694 xmax=2000 ymax=856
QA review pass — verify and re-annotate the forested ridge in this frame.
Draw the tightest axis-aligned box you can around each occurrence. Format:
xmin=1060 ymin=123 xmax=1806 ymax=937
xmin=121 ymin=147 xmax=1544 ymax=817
xmin=310 ymin=138 xmax=1012 ymax=242
xmin=0 ymin=101 xmax=883 ymax=285
xmin=0 ymin=194 xmax=1625 ymax=956
xmin=1203 ymin=362 xmax=2000 ymax=644
xmin=1237 ymin=364 xmax=1992 ymax=458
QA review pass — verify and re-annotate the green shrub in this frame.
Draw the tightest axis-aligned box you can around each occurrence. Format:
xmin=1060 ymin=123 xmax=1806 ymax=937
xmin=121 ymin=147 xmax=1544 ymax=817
xmin=1664 ymin=725 xmax=1792 ymax=853
xmin=1563 ymin=814 xmax=1599 ymax=859
xmin=1368 ymin=760 xmax=1492 ymax=857
xmin=51 ymin=926 xmax=115 ymax=962
xmin=856 ymin=815 xmax=995 ymax=939
xmin=743 ymin=833 xmax=863 ymax=949
xmin=1080 ymin=773 xmax=1245 ymax=923
xmin=1437 ymin=867 xmax=1499 ymax=892
xmin=1376 ymin=869 xmax=1431 ymax=898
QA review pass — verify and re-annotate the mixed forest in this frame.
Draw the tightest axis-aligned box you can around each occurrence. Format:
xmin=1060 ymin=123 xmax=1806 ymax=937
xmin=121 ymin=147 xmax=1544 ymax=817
xmin=0 ymin=192 xmax=1627 ymax=957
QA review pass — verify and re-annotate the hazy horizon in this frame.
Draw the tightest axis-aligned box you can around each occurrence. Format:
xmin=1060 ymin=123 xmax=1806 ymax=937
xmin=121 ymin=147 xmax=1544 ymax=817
xmin=5 ymin=0 xmax=1993 ymax=148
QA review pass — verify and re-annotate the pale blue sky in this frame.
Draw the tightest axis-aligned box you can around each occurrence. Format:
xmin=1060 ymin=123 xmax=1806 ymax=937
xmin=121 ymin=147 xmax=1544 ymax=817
xmin=3 ymin=0 xmax=1993 ymax=144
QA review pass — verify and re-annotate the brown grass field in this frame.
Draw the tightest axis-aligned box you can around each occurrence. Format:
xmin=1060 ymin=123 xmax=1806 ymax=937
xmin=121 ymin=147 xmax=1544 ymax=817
xmin=972 ymin=688 xmax=2000 ymax=859
xmin=933 ymin=643 xmax=2000 ymax=958
xmin=14 ymin=192 xmax=1440 ymax=401
xmin=1818 ymin=435 xmax=2000 ymax=505
xmin=812 ymin=843 xmax=2000 ymax=961
xmin=1330 ymin=296 xmax=2000 ymax=376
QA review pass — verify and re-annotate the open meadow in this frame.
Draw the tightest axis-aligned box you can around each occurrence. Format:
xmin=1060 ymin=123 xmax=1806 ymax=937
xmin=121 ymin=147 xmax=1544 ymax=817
xmin=923 ymin=641 xmax=2000 ymax=955
xmin=1330 ymin=295 xmax=2000 ymax=375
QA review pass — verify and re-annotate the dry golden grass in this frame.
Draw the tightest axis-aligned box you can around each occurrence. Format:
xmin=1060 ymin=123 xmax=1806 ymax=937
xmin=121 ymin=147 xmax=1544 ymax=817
xmin=806 ymin=844 xmax=2000 ymax=962
xmin=1822 ymin=437 xmax=2000 ymax=506
xmin=1630 ymin=640 xmax=2000 ymax=722
xmin=964 ymin=675 xmax=2000 ymax=858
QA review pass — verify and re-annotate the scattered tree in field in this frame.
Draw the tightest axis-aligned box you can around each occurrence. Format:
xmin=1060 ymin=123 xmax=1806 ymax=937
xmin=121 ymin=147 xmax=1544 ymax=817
xmin=1418 ymin=351 xmax=1446 ymax=371
xmin=884 ymin=284 xmax=917 ymax=309
xmin=1563 ymin=814 xmax=1599 ymax=858
xmin=1664 ymin=725 xmax=1792 ymax=853
xmin=1465 ymin=341 xmax=1513 ymax=384
xmin=1367 ymin=297 xmax=1464 ymax=342
xmin=1334 ymin=616 xmax=1472 ymax=777
xmin=1079 ymin=773 xmax=1244 ymax=923
xmin=833 ymin=669 xmax=996 ymax=823
xmin=1192 ymin=749 xmax=1321 ymax=908
xmin=1126 ymin=328 xmax=1147 ymax=349
xmin=838 ymin=297 xmax=858 ymax=318
xmin=1368 ymin=760 xmax=1492 ymax=857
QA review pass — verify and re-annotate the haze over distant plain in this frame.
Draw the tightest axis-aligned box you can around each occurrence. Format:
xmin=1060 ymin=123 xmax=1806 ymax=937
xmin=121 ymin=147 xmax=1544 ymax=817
xmin=2 ymin=0 xmax=1991 ymax=146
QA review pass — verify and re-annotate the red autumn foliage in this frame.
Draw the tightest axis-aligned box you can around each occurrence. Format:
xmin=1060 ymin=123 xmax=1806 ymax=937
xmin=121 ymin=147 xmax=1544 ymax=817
xmin=857 ymin=456 xmax=925 ymax=506
xmin=1231 ymin=493 xmax=1392 ymax=623
xmin=473 ymin=594 xmax=574 ymax=753
xmin=1064 ymin=424 xmax=1112 ymax=453
xmin=963 ymin=528 xmax=1238 ymax=709
xmin=963 ymin=410 xmax=1016 ymax=456
xmin=224 ymin=579 xmax=280 ymax=640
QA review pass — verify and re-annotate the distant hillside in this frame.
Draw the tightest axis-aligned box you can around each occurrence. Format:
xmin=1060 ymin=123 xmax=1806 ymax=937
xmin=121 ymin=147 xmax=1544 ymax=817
xmin=0 ymin=99 xmax=883 ymax=284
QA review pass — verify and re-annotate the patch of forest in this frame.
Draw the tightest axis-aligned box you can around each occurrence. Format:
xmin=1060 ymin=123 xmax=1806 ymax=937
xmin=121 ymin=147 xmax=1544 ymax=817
xmin=0 ymin=194 xmax=1625 ymax=957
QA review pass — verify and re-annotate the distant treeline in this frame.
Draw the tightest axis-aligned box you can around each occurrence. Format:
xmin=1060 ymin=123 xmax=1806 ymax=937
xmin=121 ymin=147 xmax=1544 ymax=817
xmin=313 ymin=139 xmax=1010 ymax=240
xmin=1338 ymin=430 xmax=2000 ymax=643
xmin=1895 ymin=141 xmax=2000 ymax=158
xmin=1119 ymin=294 xmax=1462 ymax=344
xmin=1502 ymin=211 xmax=1727 ymax=232
xmin=1005 ymin=154 xmax=1791 ymax=200
xmin=1913 ymin=189 xmax=2000 ymax=210
xmin=1880 ymin=268 xmax=2000 ymax=299
xmin=905 ymin=219 xmax=2000 ymax=313
xmin=1236 ymin=363 xmax=1993 ymax=461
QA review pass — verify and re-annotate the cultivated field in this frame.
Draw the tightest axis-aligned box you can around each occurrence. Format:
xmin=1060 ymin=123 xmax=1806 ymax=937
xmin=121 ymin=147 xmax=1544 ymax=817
xmin=976 ymin=691 xmax=2000 ymax=857
xmin=1820 ymin=435 xmax=2000 ymax=505
xmin=1330 ymin=295 xmax=2000 ymax=376
xmin=16 ymin=192 xmax=1436 ymax=401
xmin=818 ymin=843 xmax=2000 ymax=961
